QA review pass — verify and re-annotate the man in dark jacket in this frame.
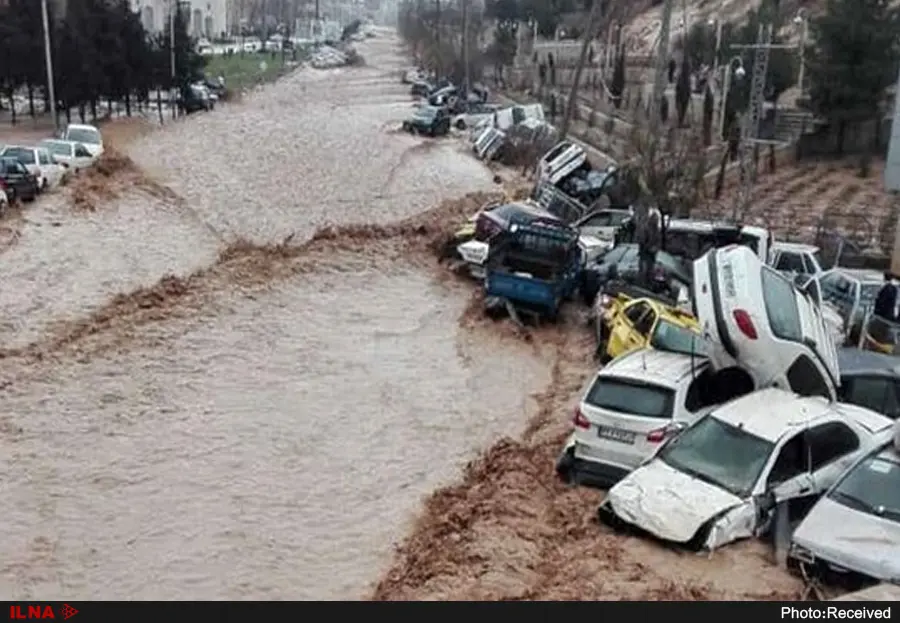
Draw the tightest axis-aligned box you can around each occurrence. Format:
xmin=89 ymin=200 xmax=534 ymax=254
xmin=636 ymin=206 xmax=661 ymax=286
xmin=874 ymin=272 xmax=899 ymax=322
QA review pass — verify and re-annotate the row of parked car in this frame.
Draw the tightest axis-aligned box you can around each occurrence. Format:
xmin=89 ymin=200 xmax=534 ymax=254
xmin=0 ymin=122 xmax=104 ymax=215
xmin=440 ymin=137 xmax=899 ymax=592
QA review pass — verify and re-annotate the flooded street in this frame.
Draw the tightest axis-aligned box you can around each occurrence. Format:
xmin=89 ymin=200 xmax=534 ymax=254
xmin=0 ymin=29 xmax=805 ymax=601
xmin=0 ymin=32 xmax=550 ymax=599
xmin=1 ymin=263 xmax=547 ymax=599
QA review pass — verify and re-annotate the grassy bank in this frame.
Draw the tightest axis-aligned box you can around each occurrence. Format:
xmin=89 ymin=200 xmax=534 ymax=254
xmin=204 ymin=48 xmax=310 ymax=92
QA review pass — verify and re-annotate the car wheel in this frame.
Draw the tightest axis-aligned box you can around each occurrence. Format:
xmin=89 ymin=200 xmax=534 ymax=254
xmin=456 ymin=119 xmax=466 ymax=130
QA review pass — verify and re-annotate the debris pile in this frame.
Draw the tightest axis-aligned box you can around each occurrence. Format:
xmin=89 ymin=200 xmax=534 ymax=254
xmin=309 ymin=45 xmax=359 ymax=69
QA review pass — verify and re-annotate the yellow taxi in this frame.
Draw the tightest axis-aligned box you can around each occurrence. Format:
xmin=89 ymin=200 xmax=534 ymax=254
xmin=596 ymin=294 xmax=702 ymax=362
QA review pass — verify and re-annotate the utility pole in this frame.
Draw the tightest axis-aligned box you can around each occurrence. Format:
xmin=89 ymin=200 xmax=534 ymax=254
xmin=649 ymin=0 xmax=675 ymax=130
xmin=461 ymin=0 xmax=470 ymax=92
xmin=170 ymin=0 xmax=177 ymax=119
xmin=40 ymin=0 xmax=57 ymax=133
xmin=730 ymin=23 xmax=773 ymax=221
xmin=559 ymin=0 xmax=605 ymax=141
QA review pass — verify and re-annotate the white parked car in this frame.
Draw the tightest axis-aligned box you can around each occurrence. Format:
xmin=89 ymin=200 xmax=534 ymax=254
xmin=771 ymin=241 xmax=825 ymax=279
xmin=451 ymin=104 xmax=502 ymax=130
xmin=39 ymin=139 xmax=96 ymax=173
xmin=0 ymin=186 xmax=8 ymax=214
xmin=693 ymin=245 xmax=841 ymax=401
xmin=62 ymin=123 xmax=104 ymax=157
xmin=0 ymin=145 xmax=65 ymax=191
xmin=556 ymin=348 xmax=754 ymax=488
xmin=598 ymin=388 xmax=895 ymax=550
xmin=789 ymin=436 xmax=900 ymax=585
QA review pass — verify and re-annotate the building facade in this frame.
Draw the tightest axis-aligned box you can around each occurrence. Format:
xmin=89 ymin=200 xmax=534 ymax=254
xmin=130 ymin=0 xmax=231 ymax=39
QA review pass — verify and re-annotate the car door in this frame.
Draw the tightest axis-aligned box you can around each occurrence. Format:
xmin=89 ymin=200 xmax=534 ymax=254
xmin=805 ymin=421 xmax=862 ymax=498
xmin=73 ymin=144 xmax=94 ymax=169
xmin=576 ymin=211 xmax=615 ymax=239
xmin=764 ymin=432 xmax=816 ymax=522
xmin=609 ymin=300 xmax=650 ymax=356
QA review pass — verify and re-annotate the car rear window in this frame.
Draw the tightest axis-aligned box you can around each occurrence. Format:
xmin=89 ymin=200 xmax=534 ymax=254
xmin=761 ymin=267 xmax=802 ymax=341
xmin=584 ymin=376 xmax=675 ymax=419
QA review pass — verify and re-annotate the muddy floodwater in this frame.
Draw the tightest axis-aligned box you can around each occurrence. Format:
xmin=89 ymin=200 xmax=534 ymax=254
xmin=0 ymin=32 xmax=549 ymax=599
xmin=1 ymin=265 xmax=546 ymax=599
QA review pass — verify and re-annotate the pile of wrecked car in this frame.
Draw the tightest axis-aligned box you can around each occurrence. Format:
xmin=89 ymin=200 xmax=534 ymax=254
xmin=438 ymin=136 xmax=900 ymax=594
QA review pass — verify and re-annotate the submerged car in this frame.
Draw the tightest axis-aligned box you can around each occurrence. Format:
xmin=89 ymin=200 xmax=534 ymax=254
xmin=595 ymin=295 xmax=701 ymax=362
xmin=692 ymin=245 xmax=841 ymax=401
xmin=402 ymin=105 xmax=451 ymax=136
xmin=598 ymin=388 xmax=894 ymax=550
xmin=557 ymin=349 xmax=753 ymax=488
xmin=789 ymin=437 xmax=900 ymax=588
xmin=62 ymin=123 xmax=104 ymax=157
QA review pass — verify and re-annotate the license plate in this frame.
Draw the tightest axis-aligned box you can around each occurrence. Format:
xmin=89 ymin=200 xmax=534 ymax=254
xmin=597 ymin=425 xmax=636 ymax=444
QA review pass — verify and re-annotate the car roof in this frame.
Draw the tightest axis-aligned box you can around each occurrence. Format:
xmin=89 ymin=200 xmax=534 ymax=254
xmin=711 ymin=388 xmax=892 ymax=441
xmin=773 ymin=241 xmax=819 ymax=253
xmin=825 ymin=267 xmax=883 ymax=283
xmin=600 ymin=348 xmax=707 ymax=388
xmin=666 ymin=219 xmax=769 ymax=236
xmin=0 ymin=144 xmax=34 ymax=151
xmin=838 ymin=347 xmax=900 ymax=378
xmin=66 ymin=123 xmax=98 ymax=130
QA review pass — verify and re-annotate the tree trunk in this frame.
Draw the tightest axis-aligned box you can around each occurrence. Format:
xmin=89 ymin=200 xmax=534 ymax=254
xmin=157 ymin=89 xmax=164 ymax=125
xmin=27 ymin=84 xmax=35 ymax=118
xmin=125 ymin=92 xmax=132 ymax=117
xmin=559 ymin=0 xmax=604 ymax=141
xmin=7 ymin=91 xmax=16 ymax=124
xmin=836 ymin=120 xmax=846 ymax=156
xmin=714 ymin=147 xmax=729 ymax=199
xmin=79 ymin=103 xmax=86 ymax=123
xmin=768 ymin=144 xmax=776 ymax=173
xmin=90 ymin=99 xmax=97 ymax=121
xmin=107 ymin=96 xmax=113 ymax=117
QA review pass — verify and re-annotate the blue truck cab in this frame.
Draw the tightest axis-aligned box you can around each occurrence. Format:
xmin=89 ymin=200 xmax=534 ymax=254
xmin=484 ymin=217 xmax=583 ymax=321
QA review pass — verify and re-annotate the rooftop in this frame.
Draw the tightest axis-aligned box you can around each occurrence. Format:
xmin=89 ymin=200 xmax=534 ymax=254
xmin=600 ymin=348 xmax=706 ymax=387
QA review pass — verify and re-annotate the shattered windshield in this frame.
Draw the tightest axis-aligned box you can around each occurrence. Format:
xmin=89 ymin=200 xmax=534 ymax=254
xmin=659 ymin=415 xmax=774 ymax=498
xmin=829 ymin=452 xmax=900 ymax=523
xmin=651 ymin=320 xmax=704 ymax=356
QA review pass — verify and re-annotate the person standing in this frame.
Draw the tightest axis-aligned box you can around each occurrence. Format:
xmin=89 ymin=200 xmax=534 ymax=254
xmin=636 ymin=205 xmax=661 ymax=286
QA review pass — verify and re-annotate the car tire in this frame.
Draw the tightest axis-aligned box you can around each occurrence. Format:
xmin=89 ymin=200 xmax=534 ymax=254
xmin=456 ymin=119 xmax=466 ymax=130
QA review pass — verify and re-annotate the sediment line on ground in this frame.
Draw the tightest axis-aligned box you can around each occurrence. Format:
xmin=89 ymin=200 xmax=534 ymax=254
xmin=0 ymin=190 xmax=502 ymax=367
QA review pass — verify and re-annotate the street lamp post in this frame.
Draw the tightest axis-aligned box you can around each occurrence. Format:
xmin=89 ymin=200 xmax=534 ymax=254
xmin=40 ymin=0 xmax=57 ymax=133
xmin=718 ymin=56 xmax=745 ymax=141
xmin=793 ymin=9 xmax=809 ymax=96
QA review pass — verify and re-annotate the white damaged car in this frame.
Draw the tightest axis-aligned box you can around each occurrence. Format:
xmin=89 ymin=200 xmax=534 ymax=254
xmin=788 ymin=435 xmax=900 ymax=586
xmin=597 ymin=388 xmax=894 ymax=550
xmin=693 ymin=245 xmax=841 ymax=401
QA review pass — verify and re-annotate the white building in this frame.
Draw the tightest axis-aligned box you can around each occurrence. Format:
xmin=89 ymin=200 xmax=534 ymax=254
xmin=130 ymin=0 xmax=231 ymax=40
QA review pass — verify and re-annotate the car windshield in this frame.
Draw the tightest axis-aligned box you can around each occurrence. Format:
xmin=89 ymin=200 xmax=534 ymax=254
xmin=821 ymin=272 xmax=857 ymax=310
xmin=659 ymin=415 xmax=775 ymax=497
xmin=2 ymin=147 xmax=35 ymax=164
xmin=829 ymin=452 xmax=900 ymax=523
xmin=66 ymin=127 xmax=100 ymax=144
xmin=761 ymin=267 xmax=803 ymax=341
xmin=41 ymin=141 xmax=72 ymax=157
xmin=584 ymin=376 xmax=675 ymax=419
xmin=651 ymin=320 xmax=704 ymax=356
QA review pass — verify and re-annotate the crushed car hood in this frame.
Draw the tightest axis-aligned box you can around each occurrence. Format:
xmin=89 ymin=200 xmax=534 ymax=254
xmin=607 ymin=460 xmax=744 ymax=544
xmin=792 ymin=497 xmax=900 ymax=581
